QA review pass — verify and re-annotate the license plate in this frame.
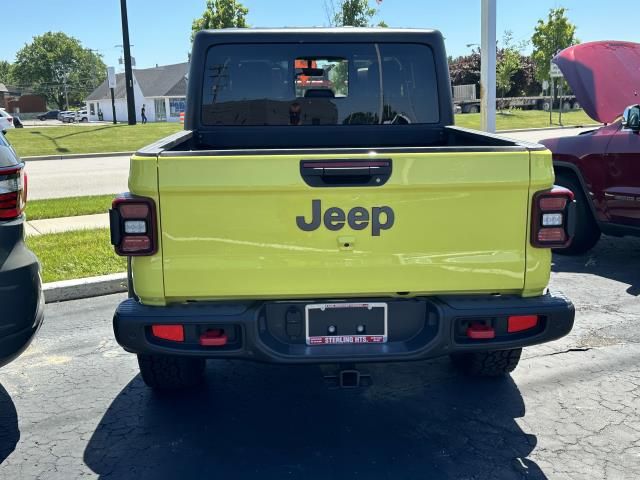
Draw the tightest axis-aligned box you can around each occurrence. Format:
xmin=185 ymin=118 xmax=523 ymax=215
xmin=305 ymin=302 xmax=388 ymax=346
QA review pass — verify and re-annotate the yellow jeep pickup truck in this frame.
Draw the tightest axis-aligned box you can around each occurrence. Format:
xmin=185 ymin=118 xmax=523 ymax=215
xmin=110 ymin=28 xmax=575 ymax=390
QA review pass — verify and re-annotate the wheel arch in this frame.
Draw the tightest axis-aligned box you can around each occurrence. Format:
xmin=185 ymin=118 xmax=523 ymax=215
xmin=553 ymin=161 xmax=599 ymax=222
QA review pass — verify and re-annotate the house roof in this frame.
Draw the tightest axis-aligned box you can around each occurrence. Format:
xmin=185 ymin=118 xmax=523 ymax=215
xmin=86 ymin=62 xmax=189 ymax=101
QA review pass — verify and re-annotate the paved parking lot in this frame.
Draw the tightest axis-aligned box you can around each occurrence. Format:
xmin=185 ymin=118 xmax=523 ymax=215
xmin=0 ymin=236 xmax=639 ymax=479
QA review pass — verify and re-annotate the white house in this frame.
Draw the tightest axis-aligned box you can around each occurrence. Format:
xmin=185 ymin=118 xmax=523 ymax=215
xmin=86 ymin=62 xmax=188 ymax=123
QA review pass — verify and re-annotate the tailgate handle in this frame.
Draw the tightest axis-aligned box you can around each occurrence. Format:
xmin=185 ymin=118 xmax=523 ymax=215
xmin=300 ymin=159 xmax=392 ymax=187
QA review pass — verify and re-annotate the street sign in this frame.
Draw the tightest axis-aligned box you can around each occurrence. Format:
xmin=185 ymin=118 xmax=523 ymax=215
xmin=550 ymin=61 xmax=563 ymax=78
xmin=107 ymin=67 xmax=116 ymax=88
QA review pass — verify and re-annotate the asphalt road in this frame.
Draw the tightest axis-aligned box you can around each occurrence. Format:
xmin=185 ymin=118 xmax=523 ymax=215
xmin=22 ymin=127 xmax=595 ymax=200
xmin=0 ymin=235 xmax=639 ymax=479
xmin=26 ymin=155 xmax=129 ymax=200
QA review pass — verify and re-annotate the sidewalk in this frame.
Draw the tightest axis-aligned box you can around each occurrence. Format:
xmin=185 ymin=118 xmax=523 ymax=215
xmin=25 ymin=213 xmax=109 ymax=236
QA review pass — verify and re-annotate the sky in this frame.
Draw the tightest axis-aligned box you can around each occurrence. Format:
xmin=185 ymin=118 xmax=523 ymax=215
xmin=1 ymin=0 xmax=637 ymax=71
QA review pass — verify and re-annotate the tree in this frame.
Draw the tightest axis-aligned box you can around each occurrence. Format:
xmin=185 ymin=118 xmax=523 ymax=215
xmin=325 ymin=0 xmax=385 ymax=27
xmin=496 ymin=31 xmax=524 ymax=106
xmin=0 ymin=61 xmax=13 ymax=85
xmin=191 ymin=0 xmax=248 ymax=40
xmin=449 ymin=47 xmax=540 ymax=99
xmin=449 ymin=50 xmax=481 ymax=89
xmin=510 ymin=54 xmax=541 ymax=97
xmin=531 ymin=7 xmax=578 ymax=83
xmin=12 ymin=32 xmax=106 ymax=109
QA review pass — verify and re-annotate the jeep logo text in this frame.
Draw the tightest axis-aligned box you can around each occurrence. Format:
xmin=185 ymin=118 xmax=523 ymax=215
xmin=296 ymin=200 xmax=395 ymax=236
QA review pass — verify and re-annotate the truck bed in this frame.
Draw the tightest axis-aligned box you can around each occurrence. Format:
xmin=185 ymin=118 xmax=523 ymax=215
xmin=138 ymin=126 xmax=542 ymax=157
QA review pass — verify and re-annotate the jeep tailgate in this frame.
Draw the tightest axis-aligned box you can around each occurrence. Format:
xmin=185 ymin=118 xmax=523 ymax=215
xmin=157 ymin=150 xmax=531 ymax=300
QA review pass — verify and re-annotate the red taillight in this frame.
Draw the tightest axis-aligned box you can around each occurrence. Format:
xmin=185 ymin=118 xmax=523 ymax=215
xmin=507 ymin=315 xmax=539 ymax=333
xmin=199 ymin=329 xmax=228 ymax=347
xmin=0 ymin=165 xmax=26 ymax=220
xmin=537 ymin=228 xmax=566 ymax=243
xmin=120 ymin=203 xmax=149 ymax=218
xmin=110 ymin=195 xmax=157 ymax=256
xmin=539 ymin=196 xmax=567 ymax=211
xmin=121 ymin=236 xmax=151 ymax=252
xmin=466 ymin=323 xmax=496 ymax=340
xmin=7 ymin=117 xmax=12 ymax=124
xmin=531 ymin=186 xmax=575 ymax=248
xmin=151 ymin=325 xmax=184 ymax=342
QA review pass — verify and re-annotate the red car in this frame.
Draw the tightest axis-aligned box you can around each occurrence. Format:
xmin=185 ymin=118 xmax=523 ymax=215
xmin=541 ymin=41 xmax=640 ymax=254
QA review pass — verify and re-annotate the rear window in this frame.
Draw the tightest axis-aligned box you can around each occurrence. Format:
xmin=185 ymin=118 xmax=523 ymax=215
xmin=202 ymin=43 xmax=439 ymax=126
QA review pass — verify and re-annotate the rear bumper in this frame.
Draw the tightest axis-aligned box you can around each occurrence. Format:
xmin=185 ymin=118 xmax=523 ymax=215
xmin=113 ymin=292 xmax=574 ymax=364
xmin=0 ymin=220 xmax=45 ymax=367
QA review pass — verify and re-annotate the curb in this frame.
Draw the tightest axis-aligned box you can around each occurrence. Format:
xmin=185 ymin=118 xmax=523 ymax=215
xmin=23 ymin=151 xmax=134 ymax=162
xmin=44 ymin=272 xmax=127 ymax=304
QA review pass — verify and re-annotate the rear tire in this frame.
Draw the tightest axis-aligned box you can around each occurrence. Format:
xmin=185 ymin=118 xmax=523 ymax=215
xmin=554 ymin=173 xmax=601 ymax=255
xmin=137 ymin=354 xmax=205 ymax=390
xmin=450 ymin=348 xmax=522 ymax=377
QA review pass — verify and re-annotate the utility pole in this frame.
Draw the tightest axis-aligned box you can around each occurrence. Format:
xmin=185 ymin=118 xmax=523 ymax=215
xmin=107 ymin=67 xmax=117 ymax=124
xmin=119 ymin=0 xmax=136 ymax=125
xmin=480 ymin=0 xmax=496 ymax=133
xmin=63 ymin=74 xmax=69 ymax=110
xmin=55 ymin=63 xmax=70 ymax=110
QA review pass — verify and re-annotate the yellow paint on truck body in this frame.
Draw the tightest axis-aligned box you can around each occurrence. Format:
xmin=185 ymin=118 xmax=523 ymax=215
xmin=128 ymin=155 xmax=165 ymax=305
xmin=128 ymin=144 xmax=555 ymax=305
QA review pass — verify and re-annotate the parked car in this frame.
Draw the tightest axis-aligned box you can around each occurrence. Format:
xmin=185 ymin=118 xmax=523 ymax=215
xmin=0 ymin=132 xmax=44 ymax=367
xmin=541 ymin=41 xmax=640 ymax=254
xmin=37 ymin=110 xmax=60 ymax=121
xmin=57 ymin=111 xmax=71 ymax=121
xmin=75 ymin=110 xmax=89 ymax=123
xmin=60 ymin=111 xmax=77 ymax=123
xmin=110 ymin=28 xmax=575 ymax=391
xmin=0 ymin=109 xmax=15 ymax=132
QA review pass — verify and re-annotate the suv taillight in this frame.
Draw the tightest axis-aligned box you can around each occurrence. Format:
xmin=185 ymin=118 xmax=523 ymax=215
xmin=0 ymin=165 xmax=26 ymax=220
xmin=531 ymin=186 xmax=575 ymax=248
xmin=109 ymin=195 xmax=157 ymax=256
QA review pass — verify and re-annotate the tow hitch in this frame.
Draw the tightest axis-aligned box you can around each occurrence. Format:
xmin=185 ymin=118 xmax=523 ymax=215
xmin=323 ymin=364 xmax=372 ymax=389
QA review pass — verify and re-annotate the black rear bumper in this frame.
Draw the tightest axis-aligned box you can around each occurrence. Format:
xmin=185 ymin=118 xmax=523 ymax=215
xmin=0 ymin=219 xmax=45 ymax=368
xmin=113 ymin=292 xmax=574 ymax=364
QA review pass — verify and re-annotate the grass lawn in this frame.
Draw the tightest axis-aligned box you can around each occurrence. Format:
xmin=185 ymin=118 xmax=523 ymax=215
xmin=6 ymin=123 xmax=182 ymax=158
xmin=27 ymin=194 xmax=114 ymax=220
xmin=455 ymin=109 xmax=599 ymax=131
xmin=27 ymin=229 xmax=126 ymax=283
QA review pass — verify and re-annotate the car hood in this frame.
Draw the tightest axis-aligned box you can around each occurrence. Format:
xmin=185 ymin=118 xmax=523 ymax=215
xmin=554 ymin=41 xmax=640 ymax=123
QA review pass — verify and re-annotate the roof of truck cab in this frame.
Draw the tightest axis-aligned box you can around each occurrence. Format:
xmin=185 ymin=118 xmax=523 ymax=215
xmin=193 ymin=27 xmax=442 ymax=43
xmin=197 ymin=27 xmax=439 ymax=33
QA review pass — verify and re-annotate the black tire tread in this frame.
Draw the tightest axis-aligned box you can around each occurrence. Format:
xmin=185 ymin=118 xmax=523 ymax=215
xmin=451 ymin=348 xmax=522 ymax=377
xmin=137 ymin=354 xmax=205 ymax=390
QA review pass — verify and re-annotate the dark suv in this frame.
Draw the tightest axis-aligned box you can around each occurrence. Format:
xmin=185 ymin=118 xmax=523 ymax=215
xmin=37 ymin=110 xmax=60 ymax=121
xmin=0 ymin=132 xmax=44 ymax=367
